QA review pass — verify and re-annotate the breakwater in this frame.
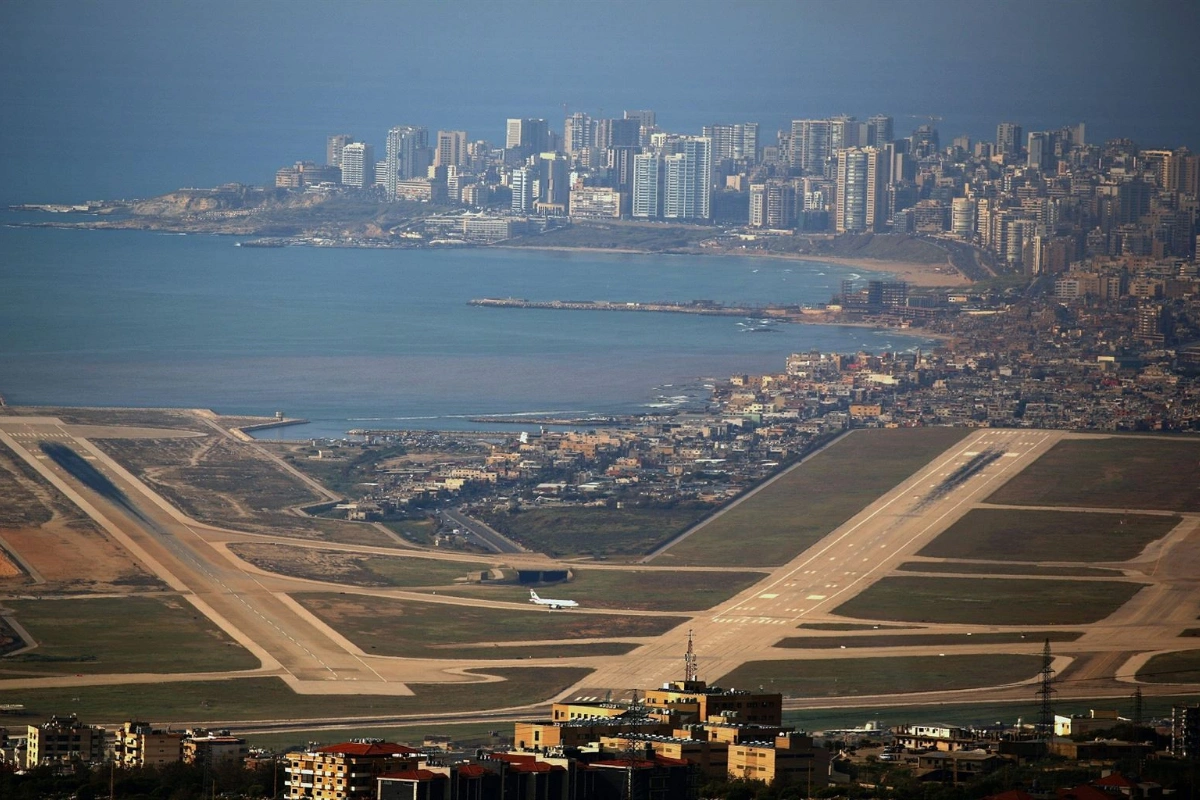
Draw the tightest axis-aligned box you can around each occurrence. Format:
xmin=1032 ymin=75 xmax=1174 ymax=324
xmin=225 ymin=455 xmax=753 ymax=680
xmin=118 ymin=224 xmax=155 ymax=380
xmin=469 ymin=297 xmax=820 ymax=321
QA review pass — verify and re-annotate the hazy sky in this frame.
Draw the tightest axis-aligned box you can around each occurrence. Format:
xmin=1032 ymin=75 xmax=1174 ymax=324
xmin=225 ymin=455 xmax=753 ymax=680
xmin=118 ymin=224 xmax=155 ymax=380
xmin=2 ymin=0 xmax=1198 ymax=201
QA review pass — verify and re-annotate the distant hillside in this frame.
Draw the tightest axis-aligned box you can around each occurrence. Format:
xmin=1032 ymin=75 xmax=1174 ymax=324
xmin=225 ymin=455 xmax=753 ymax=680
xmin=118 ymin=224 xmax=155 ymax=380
xmin=128 ymin=185 xmax=307 ymax=217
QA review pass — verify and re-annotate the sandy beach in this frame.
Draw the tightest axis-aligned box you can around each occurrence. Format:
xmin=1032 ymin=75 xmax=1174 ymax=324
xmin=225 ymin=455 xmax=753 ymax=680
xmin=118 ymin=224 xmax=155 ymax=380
xmin=498 ymin=244 xmax=973 ymax=288
xmin=782 ymin=254 xmax=972 ymax=288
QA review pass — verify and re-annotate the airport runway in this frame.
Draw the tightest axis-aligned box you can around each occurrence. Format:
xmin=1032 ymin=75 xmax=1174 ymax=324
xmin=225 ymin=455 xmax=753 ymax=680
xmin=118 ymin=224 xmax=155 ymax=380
xmin=4 ymin=418 xmax=1198 ymax=709
xmin=0 ymin=417 xmax=531 ymax=693
xmin=576 ymin=429 xmax=1068 ymax=692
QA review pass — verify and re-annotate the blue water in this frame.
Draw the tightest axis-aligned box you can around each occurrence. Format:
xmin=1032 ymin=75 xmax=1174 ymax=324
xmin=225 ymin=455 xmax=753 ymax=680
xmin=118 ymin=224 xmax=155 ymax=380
xmin=0 ymin=218 xmax=933 ymax=438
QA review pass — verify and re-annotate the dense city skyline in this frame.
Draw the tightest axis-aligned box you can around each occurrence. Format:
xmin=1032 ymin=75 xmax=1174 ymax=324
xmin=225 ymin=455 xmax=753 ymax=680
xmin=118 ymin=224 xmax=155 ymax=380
xmin=3 ymin=0 xmax=1200 ymax=204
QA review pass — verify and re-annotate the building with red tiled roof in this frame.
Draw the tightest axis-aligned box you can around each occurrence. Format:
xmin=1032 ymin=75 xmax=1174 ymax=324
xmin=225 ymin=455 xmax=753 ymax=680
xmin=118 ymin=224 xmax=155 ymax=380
xmin=982 ymin=790 xmax=1037 ymax=800
xmin=1058 ymin=784 xmax=1115 ymax=800
xmin=1093 ymin=773 xmax=1139 ymax=793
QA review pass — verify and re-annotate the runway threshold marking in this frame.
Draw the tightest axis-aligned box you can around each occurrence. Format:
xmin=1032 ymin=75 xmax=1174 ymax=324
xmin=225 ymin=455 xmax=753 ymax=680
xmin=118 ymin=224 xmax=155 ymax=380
xmin=728 ymin=431 xmax=1052 ymax=620
xmin=60 ymin=426 xmax=393 ymax=685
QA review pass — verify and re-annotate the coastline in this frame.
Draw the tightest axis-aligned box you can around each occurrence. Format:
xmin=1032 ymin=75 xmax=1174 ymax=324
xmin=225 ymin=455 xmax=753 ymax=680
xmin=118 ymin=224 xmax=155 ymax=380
xmin=738 ymin=251 xmax=971 ymax=288
xmin=493 ymin=243 xmax=970 ymax=288
xmin=9 ymin=208 xmax=972 ymax=290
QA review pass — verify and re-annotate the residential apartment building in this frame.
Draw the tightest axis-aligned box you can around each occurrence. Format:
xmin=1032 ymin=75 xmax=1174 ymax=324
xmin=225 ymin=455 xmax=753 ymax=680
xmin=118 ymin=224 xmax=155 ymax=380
xmin=326 ymin=134 xmax=354 ymax=168
xmin=505 ymin=118 xmax=550 ymax=158
xmin=434 ymin=130 xmax=467 ymax=168
xmin=339 ymin=142 xmax=374 ymax=189
xmin=385 ymin=126 xmax=431 ymax=197
xmin=748 ymin=180 xmax=795 ymax=228
xmin=790 ymin=119 xmax=831 ymax=174
xmin=633 ymin=137 xmax=711 ymax=220
xmin=182 ymin=729 xmax=249 ymax=766
xmin=25 ymin=715 xmax=105 ymax=768
xmin=285 ymin=739 xmax=426 ymax=800
xmin=569 ymin=186 xmax=624 ymax=219
xmin=632 ymin=153 xmax=661 ymax=218
xmin=115 ymin=721 xmax=183 ymax=768
xmin=835 ymin=147 xmax=889 ymax=233
xmin=703 ymin=123 xmax=758 ymax=162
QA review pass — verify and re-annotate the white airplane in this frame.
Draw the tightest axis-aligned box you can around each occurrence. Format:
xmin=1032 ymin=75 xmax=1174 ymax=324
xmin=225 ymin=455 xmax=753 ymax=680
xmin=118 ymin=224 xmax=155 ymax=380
xmin=529 ymin=590 xmax=578 ymax=609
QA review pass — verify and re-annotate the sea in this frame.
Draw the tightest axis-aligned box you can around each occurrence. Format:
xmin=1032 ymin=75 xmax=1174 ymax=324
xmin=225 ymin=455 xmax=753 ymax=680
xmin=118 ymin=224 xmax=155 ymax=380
xmin=0 ymin=215 xmax=935 ymax=439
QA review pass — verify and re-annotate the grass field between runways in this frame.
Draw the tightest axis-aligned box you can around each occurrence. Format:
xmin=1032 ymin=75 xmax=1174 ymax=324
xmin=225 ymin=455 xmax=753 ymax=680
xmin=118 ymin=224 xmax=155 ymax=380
xmin=985 ymin=437 xmax=1200 ymax=511
xmin=431 ymin=567 xmax=769 ymax=612
xmin=0 ymin=596 xmax=259 ymax=676
xmin=653 ymin=428 xmax=970 ymax=567
xmin=917 ymin=509 xmax=1180 ymax=562
xmin=294 ymin=593 xmax=679 ymax=658
xmin=717 ymin=654 xmax=1043 ymax=697
xmin=830 ymin=575 xmax=1145 ymax=626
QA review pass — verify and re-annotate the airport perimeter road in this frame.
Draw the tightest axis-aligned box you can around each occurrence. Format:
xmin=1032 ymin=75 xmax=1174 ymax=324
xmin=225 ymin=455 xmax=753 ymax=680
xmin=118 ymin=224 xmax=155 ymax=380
xmin=576 ymin=429 xmax=1066 ymax=694
xmin=441 ymin=508 xmax=526 ymax=554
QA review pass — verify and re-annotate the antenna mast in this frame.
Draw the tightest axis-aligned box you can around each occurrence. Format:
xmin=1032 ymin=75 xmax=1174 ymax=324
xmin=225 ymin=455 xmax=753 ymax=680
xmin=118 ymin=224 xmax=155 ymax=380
xmin=1036 ymin=638 xmax=1056 ymax=757
xmin=684 ymin=629 xmax=698 ymax=682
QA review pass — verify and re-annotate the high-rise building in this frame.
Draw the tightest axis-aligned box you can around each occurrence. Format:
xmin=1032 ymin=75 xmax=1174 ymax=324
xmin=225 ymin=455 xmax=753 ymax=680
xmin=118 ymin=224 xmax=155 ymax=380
xmin=951 ymin=197 xmax=976 ymax=239
xmin=702 ymin=123 xmax=759 ymax=162
xmin=608 ymin=145 xmax=638 ymax=194
xmin=867 ymin=115 xmax=894 ymax=147
xmin=910 ymin=124 xmax=939 ymax=158
xmin=623 ymin=109 xmax=656 ymax=128
xmin=510 ymin=167 xmax=534 ymax=213
xmin=835 ymin=147 xmax=889 ymax=233
xmin=624 ymin=110 xmax=657 ymax=147
xmin=996 ymin=122 xmax=1023 ymax=159
xmin=563 ymin=112 xmax=593 ymax=156
xmin=505 ymin=118 xmax=550 ymax=157
xmin=662 ymin=137 xmax=712 ymax=220
xmin=749 ymin=180 xmax=795 ymax=228
xmin=338 ymin=142 xmax=374 ymax=189
xmin=326 ymin=134 xmax=354 ymax=168
xmin=1027 ymin=131 xmax=1051 ymax=171
xmin=537 ymin=152 xmax=570 ymax=211
xmin=607 ymin=118 xmax=641 ymax=149
xmin=434 ymin=130 xmax=467 ymax=168
xmin=829 ymin=116 xmax=858 ymax=152
xmin=632 ymin=152 xmax=662 ymax=218
xmin=384 ymin=126 xmax=431 ymax=197
xmin=790 ymin=119 xmax=831 ymax=174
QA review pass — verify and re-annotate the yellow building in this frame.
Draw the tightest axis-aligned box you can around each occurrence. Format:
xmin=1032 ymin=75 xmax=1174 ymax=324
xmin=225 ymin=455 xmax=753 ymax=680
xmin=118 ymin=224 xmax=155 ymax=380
xmin=643 ymin=679 xmax=783 ymax=726
xmin=599 ymin=733 xmax=728 ymax=777
xmin=516 ymin=712 xmax=669 ymax=750
xmin=182 ymin=730 xmax=249 ymax=765
xmin=115 ymin=721 xmax=182 ymax=768
xmin=25 ymin=715 xmax=105 ymax=768
xmin=285 ymin=739 xmax=425 ymax=800
xmin=727 ymin=732 xmax=830 ymax=787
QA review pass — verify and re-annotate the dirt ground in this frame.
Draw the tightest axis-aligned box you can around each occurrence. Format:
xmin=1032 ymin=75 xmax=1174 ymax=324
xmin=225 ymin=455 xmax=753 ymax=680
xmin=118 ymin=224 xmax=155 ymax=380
xmin=0 ymin=439 xmax=160 ymax=594
xmin=231 ymin=542 xmax=388 ymax=585
xmin=0 ymin=548 xmax=20 ymax=579
xmin=0 ymin=520 xmax=161 ymax=593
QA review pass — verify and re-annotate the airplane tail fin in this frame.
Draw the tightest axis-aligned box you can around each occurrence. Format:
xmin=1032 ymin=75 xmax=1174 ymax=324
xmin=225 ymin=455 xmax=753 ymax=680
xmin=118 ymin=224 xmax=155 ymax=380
xmin=529 ymin=590 xmax=539 ymax=600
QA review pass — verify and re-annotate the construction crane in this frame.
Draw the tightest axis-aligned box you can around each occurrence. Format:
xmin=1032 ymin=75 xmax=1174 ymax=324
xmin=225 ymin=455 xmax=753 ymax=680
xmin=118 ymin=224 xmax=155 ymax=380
xmin=907 ymin=113 xmax=944 ymax=127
